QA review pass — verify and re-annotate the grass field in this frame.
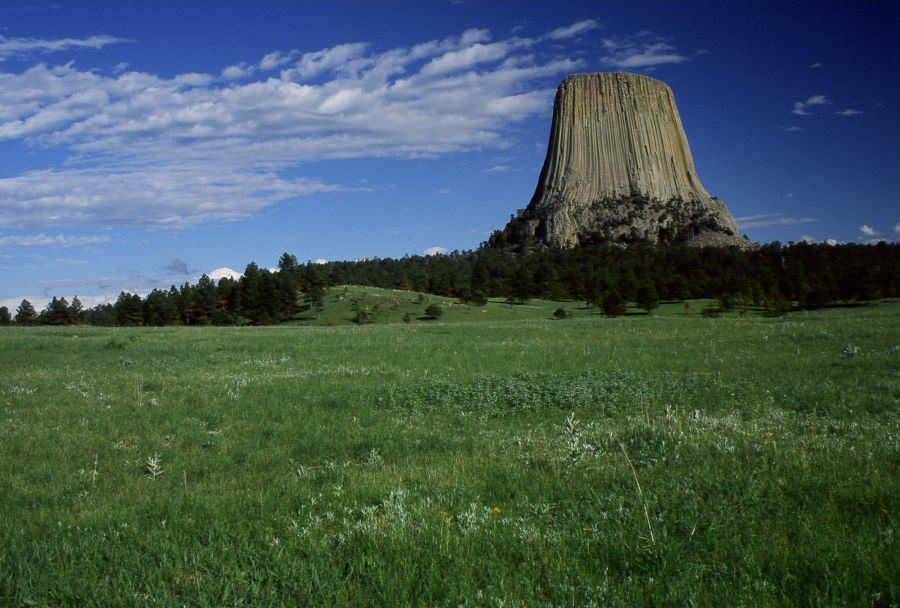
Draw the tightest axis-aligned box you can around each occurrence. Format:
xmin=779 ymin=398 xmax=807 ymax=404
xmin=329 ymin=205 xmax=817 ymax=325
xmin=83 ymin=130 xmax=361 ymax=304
xmin=1 ymin=291 xmax=897 ymax=606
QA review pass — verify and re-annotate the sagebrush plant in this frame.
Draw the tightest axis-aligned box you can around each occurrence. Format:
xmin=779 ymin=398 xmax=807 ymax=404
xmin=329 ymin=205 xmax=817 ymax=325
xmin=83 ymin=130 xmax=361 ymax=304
xmin=143 ymin=453 xmax=163 ymax=480
xmin=0 ymin=297 xmax=897 ymax=606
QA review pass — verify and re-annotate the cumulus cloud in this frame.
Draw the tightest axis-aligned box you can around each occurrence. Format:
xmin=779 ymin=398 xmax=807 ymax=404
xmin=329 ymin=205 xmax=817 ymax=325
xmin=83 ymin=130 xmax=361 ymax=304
xmin=221 ymin=62 xmax=254 ymax=80
xmin=312 ymin=258 xmax=327 ymax=265
xmin=0 ymin=34 xmax=130 ymax=60
xmin=0 ymin=27 xmax=583 ymax=229
xmin=859 ymin=224 xmax=879 ymax=236
xmin=547 ymin=19 xmax=599 ymax=40
xmin=800 ymin=235 xmax=816 ymax=243
xmin=208 ymin=267 xmax=242 ymax=281
xmin=0 ymin=233 xmax=111 ymax=246
xmin=792 ymin=95 xmax=828 ymax=116
xmin=600 ymin=32 xmax=688 ymax=68
xmin=825 ymin=238 xmax=839 ymax=246
xmin=259 ymin=50 xmax=298 ymax=71
xmin=423 ymin=246 xmax=447 ymax=256
xmin=735 ymin=214 xmax=817 ymax=229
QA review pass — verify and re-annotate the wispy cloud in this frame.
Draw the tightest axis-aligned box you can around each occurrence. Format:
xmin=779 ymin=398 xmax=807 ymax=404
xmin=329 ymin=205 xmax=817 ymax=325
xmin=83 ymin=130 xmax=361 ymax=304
xmin=0 ymin=233 xmax=111 ymax=247
xmin=778 ymin=126 xmax=804 ymax=132
xmin=736 ymin=214 xmax=817 ymax=229
xmin=547 ymin=19 xmax=599 ymax=40
xmin=485 ymin=164 xmax=511 ymax=173
xmin=0 ymin=34 xmax=130 ymax=60
xmin=834 ymin=108 xmax=861 ymax=116
xmin=809 ymin=62 xmax=823 ymax=69
xmin=600 ymin=32 xmax=688 ymax=68
xmin=792 ymin=94 xmax=828 ymax=116
xmin=0 ymin=27 xmax=582 ymax=229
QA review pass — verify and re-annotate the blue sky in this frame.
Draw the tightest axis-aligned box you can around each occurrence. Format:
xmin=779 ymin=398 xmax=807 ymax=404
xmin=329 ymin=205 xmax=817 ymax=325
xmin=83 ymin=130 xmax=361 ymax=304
xmin=0 ymin=0 xmax=897 ymax=310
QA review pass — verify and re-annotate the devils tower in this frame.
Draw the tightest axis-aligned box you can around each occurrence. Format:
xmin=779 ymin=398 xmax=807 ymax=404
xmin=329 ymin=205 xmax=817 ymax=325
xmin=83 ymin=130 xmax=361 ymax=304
xmin=489 ymin=72 xmax=749 ymax=252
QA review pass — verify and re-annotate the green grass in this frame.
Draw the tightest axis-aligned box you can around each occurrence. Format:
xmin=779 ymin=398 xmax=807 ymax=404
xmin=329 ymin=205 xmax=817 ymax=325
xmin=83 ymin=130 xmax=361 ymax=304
xmin=1 ymin=294 xmax=898 ymax=606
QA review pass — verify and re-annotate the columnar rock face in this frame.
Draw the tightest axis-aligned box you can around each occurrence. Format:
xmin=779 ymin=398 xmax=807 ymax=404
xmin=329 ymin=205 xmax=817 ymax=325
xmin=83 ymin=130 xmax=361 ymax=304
xmin=490 ymin=72 xmax=749 ymax=252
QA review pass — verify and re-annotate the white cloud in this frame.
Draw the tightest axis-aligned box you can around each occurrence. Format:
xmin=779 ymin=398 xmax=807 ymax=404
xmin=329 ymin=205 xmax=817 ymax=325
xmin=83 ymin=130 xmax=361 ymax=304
xmin=809 ymin=62 xmax=823 ymax=69
xmin=547 ymin=19 xmax=599 ymax=40
xmin=312 ymin=258 xmax=327 ymax=265
xmin=208 ymin=267 xmax=242 ymax=281
xmin=0 ymin=28 xmax=581 ymax=229
xmin=895 ymin=222 xmax=900 ymax=235
xmin=174 ymin=72 xmax=214 ymax=87
xmin=825 ymin=238 xmax=839 ymax=246
xmin=600 ymin=33 xmax=688 ymax=68
xmin=221 ymin=63 xmax=254 ymax=80
xmin=280 ymin=42 xmax=369 ymax=80
xmin=859 ymin=224 xmax=879 ymax=236
xmin=420 ymin=40 xmax=524 ymax=76
xmin=736 ymin=214 xmax=817 ymax=229
xmin=0 ymin=34 xmax=130 ymax=60
xmin=0 ymin=166 xmax=344 ymax=228
xmin=486 ymin=164 xmax=511 ymax=172
xmin=259 ymin=50 xmax=298 ymax=71
xmin=423 ymin=246 xmax=447 ymax=256
xmin=0 ymin=233 xmax=111 ymax=246
xmin=834 ymin=108 xmax=861 ymax=116
xmin=792 ymin=95 xmax=828 ymax=116
xmin=800 ymin=235 xmax=816 ymax=243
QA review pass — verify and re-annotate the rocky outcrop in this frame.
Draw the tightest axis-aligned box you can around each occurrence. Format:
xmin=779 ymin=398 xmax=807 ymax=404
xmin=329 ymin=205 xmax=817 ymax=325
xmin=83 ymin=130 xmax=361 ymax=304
xmin=489 ymin=72 xmax=751 ymax=252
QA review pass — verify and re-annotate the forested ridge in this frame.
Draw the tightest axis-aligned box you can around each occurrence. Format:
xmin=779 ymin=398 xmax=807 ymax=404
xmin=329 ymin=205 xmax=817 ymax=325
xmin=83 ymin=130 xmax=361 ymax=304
xmin=4 ymin=241 xmax=898 ymax=326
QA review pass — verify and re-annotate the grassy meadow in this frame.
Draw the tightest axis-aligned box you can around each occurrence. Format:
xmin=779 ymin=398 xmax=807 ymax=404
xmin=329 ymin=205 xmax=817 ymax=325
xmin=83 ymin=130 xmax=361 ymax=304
xmin=1 ymin=289 xmax=898 ymax=606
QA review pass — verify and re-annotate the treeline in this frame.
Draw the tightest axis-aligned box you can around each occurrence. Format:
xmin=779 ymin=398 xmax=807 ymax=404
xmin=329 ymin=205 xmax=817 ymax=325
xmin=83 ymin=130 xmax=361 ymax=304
xmin=3 ymin=242 xmax=898 ymax=326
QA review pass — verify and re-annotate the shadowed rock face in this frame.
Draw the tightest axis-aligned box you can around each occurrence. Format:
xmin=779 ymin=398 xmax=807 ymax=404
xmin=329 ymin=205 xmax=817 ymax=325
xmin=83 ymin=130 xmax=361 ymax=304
xmin=490 ymin=73 xmax=750 ymax=252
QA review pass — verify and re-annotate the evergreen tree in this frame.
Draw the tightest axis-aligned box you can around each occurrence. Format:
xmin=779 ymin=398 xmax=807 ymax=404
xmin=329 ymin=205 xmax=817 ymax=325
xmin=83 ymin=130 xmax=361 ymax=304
xmin=44 ymin=297 xmax=72 ymax=325
xmin=636 ymin=282 xmax=659 ymax=314
xmin=15 ymin=299 xmax=36 ymax=325
xmin=194 ymin=274 xmax=217 ymax=324
xmin=69 ymin=296 xmax=84 ymax=324
xmin=0 ymin=306 xmax=10 ymax=325
xmin=602 ymin=290 xmax=626 ymax=317
xmin=114 ymin=292 xmax=144 ymax=326
xmin=303 ymin=265 xmax=326 ymax=319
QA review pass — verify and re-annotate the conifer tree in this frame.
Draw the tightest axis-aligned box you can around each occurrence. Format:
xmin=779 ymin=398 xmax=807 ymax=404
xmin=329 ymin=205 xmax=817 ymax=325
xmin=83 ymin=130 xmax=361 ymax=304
xmin=15 ymin=299 xmax=36 ymax=325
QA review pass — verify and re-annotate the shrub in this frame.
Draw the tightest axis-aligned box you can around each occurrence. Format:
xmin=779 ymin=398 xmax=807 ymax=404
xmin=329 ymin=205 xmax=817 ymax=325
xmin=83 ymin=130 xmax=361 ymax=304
xmin=354 ymin=309 xmax=376 ymax=324
xmin=553 ymin=307 xmax=570 ymax=319
xmin=470 ymin=290 xmax=488 ymax=307
xmin=424 ymin=304 xmax=443 ymax=319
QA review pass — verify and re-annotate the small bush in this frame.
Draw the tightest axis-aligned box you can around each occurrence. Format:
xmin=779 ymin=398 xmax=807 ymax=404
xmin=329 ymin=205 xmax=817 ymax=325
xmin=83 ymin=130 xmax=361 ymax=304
xmin=354 ymin=309 xmax=376 ymax=324
xmin=424 ymin=304 xmax=443 ymax=319
xmin=553 ymin=307 xmax=570 ymax=319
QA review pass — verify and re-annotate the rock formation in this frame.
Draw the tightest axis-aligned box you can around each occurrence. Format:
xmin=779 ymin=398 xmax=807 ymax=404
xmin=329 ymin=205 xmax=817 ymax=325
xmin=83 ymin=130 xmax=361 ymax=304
xmin=489 ymin=72 xmax=750 ymax=252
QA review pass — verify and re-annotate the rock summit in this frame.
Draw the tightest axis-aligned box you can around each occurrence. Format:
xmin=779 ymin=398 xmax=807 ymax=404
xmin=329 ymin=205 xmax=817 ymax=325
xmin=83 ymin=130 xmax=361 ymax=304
xmin=489 ymin=72 xmax=750 ymax=252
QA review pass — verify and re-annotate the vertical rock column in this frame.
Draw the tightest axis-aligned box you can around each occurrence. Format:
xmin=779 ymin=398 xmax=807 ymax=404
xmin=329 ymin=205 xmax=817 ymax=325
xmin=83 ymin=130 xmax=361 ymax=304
xmin=494 ymin=72 xmax=745 ymax=251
